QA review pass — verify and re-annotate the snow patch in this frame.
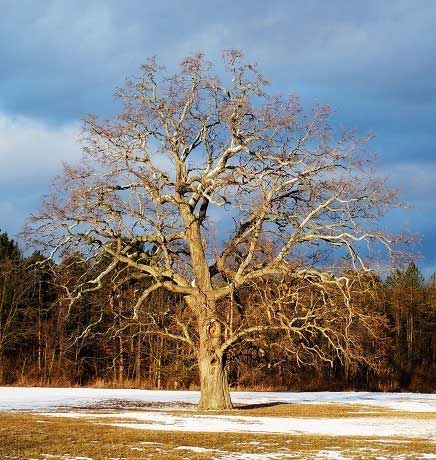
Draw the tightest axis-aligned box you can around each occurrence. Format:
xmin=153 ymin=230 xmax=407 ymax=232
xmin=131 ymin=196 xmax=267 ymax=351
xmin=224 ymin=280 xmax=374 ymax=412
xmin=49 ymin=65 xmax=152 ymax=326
xmin=40 ymin=456 xmax=93 ymax=460
xmin=215 ymin=453 xmax=292 ymax=460
xmin=315 ymin=450 xmax=349 ymax=460
xmin=2 ymin=387 xmax=435 ymax=441
xmin=1 ymin=387 xmax=435 ymax=412
xmin=39 ymin=410 xmax=436 ymax=438
xmin=174 ymin=445 xmax=222 ymax=453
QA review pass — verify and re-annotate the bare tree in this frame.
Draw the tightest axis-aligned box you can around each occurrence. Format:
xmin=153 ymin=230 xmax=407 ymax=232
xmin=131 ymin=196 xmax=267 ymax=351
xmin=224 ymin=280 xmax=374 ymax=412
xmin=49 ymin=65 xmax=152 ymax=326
xmin=227 ymin=271 xmax=389 ymax=377
xmin=28 ymin=51 xmax=401 ymax=410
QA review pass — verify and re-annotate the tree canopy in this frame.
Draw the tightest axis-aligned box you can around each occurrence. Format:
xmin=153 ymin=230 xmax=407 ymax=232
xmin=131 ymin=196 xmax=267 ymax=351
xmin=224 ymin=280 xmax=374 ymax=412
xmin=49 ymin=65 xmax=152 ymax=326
xmin=28 ymin=51 xmax=404 ymax=409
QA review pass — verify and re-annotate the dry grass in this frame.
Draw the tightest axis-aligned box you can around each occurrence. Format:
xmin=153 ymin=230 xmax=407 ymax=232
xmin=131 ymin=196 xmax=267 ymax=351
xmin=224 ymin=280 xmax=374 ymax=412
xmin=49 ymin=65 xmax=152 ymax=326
xmin=173 ymin=402 xmax=436 ymax=420
xmin=1 ymin=412 xmax=434 ymax=460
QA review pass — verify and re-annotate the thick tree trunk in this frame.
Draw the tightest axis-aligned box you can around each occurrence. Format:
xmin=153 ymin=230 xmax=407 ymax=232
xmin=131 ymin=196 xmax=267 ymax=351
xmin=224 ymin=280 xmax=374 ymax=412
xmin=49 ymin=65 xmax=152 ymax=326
xmin=182 ymin=215 xmax=233 ymax=410
xmin=197 ymin=346 xmax=232 ymax=410
xmin=195 ymin=302 xmax=233 ymax=411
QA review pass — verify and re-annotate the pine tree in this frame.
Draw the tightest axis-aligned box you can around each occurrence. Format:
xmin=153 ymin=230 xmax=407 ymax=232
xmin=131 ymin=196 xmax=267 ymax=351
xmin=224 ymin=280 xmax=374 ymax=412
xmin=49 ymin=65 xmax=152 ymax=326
xmin=0 ymin=230 xmax=21 ymax=261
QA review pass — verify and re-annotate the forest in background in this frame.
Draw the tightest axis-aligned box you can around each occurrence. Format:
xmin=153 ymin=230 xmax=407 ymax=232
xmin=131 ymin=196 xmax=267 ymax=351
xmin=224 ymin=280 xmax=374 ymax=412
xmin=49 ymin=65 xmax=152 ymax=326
xmin=0 ymin=229 xmax=435 ymax=393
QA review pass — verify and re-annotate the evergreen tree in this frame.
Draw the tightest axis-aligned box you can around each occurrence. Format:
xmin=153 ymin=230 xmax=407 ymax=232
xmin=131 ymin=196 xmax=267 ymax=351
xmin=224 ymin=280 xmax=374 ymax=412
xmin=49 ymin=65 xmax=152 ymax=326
xmin=0 ymin=230 xmax=21 ymax=261
xmin=385 ymin=263 xmax=429 ymax=388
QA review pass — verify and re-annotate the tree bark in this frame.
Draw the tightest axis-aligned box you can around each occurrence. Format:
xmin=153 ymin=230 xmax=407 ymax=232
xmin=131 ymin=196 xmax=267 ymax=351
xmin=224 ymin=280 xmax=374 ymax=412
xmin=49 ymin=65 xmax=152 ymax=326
xmin=195 ymin=300 xmax=233 ymax=410
xmin=135 ymin=333 xmax=141 ymax=387
xmin=0 ymin=350 xmax=4 ymax=384
xmin=197 ymin=345 xmax=232 ymax=410
xmin=182 ymin=214 xmax=233 ymax=410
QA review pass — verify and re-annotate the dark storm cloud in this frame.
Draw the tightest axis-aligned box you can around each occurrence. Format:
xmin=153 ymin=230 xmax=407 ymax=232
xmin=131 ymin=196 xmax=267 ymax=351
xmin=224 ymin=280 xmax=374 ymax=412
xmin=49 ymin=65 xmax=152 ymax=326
xmin=0 ymin=0 xmax=435 ymax=272
xmin=2 ymin=1 xmax=435 ymax=120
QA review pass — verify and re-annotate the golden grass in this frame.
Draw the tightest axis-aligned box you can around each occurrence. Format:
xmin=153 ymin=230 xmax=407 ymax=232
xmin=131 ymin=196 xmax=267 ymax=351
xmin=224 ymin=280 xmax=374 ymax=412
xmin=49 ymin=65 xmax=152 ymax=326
xmin=173 ymin=402 xmax=436 ymax=419
xmin=1 ymin=412 xmax=435 ymax=460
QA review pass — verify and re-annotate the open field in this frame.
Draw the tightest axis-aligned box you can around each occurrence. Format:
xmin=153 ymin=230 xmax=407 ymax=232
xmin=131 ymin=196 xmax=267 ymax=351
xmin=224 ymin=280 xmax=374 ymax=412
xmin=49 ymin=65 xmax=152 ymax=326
xmin=0 ymin=388 xmax=435 ymax=459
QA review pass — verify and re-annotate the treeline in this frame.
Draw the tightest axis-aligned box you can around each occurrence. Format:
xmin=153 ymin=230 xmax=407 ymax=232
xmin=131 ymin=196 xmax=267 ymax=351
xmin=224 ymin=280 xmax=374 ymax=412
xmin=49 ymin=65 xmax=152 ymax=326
xmin=0 ymin=230 xmax=435 ymax=392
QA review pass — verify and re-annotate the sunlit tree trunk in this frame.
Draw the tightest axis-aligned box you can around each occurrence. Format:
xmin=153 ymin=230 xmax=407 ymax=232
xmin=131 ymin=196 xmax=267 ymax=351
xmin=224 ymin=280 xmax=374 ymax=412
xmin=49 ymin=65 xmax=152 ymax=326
xmin=135 ymin=332 xmax=141 ymax=387
xmin=194 ymin=298 xmax=232 ymax=410
xmin=0 ymin=349 xmax=4 ymax=384
xmin=183 ymin=213 xmax=233 ymax=410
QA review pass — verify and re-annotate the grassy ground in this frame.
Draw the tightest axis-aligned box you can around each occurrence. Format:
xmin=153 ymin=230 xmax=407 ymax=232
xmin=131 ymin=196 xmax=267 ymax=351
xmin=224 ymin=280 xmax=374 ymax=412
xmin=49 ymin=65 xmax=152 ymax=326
xmin=1 ymin=411 xmax=435 ymax=460
xmin=193 ymin=402 xmax=436 ymax=419
xmin=65 ymin=400 xmax=436 ymax=419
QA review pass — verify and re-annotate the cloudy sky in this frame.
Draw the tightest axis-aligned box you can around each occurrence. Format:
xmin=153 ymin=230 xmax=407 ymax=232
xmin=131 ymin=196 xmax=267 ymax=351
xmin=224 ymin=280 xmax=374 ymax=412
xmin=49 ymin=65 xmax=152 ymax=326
xmin=1 ymin=1 xmax=435 ymax=273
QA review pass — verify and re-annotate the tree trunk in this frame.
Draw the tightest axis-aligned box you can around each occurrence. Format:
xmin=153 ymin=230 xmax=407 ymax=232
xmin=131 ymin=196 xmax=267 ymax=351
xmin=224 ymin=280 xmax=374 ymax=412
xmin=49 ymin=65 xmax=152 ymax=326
xmin=197 ymin=346 xmax=232 ymax=410
xmin=118 ymin=335 xmax=124 ymax=383
xmin=135 ymin=333 xmax=141 ymax=388
xmin=0 ymin=350 xmax=4 ymax=384
xmin=195 ymin=301 xmax=233 ymax=411
xmin=182 ymin=216 xmax=233 ymax=410
xmin=156 ymin=336 xmax=163 ymax=390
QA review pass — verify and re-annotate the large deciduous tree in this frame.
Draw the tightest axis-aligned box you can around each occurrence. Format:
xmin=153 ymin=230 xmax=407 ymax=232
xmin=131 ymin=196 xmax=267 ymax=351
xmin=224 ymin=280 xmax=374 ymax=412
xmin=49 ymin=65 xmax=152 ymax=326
xmin=28 ymin=51 xmax=401 ymax=410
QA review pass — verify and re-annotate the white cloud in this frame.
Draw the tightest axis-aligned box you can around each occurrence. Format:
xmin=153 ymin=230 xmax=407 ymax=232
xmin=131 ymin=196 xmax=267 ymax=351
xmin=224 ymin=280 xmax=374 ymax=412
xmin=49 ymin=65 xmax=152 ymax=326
xmin=0 ymin=113 xmax=82 ymax=237
xmin=383 ymin=162 xmax=436 ymax=205
xmin=0 ymin=112 xmax=81 ymax=182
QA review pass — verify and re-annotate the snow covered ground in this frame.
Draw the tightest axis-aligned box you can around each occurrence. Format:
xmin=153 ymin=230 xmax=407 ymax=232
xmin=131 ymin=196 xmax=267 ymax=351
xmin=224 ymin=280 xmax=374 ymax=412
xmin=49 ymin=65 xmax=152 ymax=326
xmin=41 ymin=410 xmax=436 ymax=438
xmin=1 ymin=387 xmax=435 ymax=412
xmin=1 ymin=387 xmax=435 ymax=439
